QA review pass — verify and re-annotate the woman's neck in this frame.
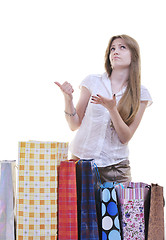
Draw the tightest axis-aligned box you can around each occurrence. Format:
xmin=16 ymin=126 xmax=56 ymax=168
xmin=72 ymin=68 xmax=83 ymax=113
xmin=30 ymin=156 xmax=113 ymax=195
xmin=109 ymin=68 xmax=129 ymax=94
xmin=110 ymin=68 xmax=129 ymax=85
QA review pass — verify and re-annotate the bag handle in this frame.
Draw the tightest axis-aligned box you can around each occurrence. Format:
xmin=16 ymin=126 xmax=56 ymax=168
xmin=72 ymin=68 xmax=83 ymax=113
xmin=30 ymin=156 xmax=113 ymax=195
xmin=93 ymin=162 xmax=102 ymax=186
xmin=92 ymin=162 xmax=124 ymax=189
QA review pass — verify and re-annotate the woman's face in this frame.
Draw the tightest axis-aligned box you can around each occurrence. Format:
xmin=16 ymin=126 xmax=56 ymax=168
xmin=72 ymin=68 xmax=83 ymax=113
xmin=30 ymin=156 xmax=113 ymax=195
xmin=109 ymin=38 xmax=131 ymax=70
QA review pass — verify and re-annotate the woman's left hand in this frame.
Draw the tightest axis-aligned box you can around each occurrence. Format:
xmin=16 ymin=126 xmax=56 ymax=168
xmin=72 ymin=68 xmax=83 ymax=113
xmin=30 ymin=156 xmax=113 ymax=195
xmin=91 ymin=94 xmax=117 ymax=111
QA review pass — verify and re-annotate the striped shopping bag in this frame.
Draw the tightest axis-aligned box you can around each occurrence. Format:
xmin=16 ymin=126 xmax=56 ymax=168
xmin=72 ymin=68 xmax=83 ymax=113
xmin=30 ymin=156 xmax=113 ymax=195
xmin=17 ymin=141 xmax=68 ymax=240
xmin=58 ymin=160 xmax=78 ymax=240
xmin=116 ymin=182 xmax=151 ymax=240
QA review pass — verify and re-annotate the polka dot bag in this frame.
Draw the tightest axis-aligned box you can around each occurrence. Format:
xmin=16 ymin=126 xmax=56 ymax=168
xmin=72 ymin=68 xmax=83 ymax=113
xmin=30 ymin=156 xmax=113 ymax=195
xmin=101 ymin=182 xmax=121 ymax=240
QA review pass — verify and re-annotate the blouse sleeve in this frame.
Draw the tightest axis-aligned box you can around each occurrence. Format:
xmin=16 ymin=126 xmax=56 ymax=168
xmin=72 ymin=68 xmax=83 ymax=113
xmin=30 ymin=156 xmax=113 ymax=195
xmin=79 ymin=75 xmax=95 ymax=94
xmin=140 ymin=85 xmax=153 ymax=107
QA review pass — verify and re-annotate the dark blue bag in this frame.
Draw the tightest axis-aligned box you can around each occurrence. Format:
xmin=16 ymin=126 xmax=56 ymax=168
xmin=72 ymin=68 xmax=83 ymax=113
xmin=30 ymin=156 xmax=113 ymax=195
xmin=77 ymin=160 xmax=99 ymax=240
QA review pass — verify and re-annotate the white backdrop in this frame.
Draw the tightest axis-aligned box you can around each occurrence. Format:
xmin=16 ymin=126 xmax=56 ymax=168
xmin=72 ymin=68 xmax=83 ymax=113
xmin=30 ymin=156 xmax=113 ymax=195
xmin=0 ymin=0 xmax=165 ymax=229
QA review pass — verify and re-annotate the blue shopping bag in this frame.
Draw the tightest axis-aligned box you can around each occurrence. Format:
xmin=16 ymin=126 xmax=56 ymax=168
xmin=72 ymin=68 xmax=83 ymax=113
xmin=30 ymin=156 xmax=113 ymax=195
xmin=101 ymin=182 xmax=121 ymax=240
xmin=92 ymin=163 xmax=122 ymax=240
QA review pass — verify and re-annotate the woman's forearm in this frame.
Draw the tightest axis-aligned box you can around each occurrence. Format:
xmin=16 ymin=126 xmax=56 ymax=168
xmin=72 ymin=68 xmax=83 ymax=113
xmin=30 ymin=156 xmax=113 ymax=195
xmin=64 ymin=98 xmax=81 ymax=131
xmin=109 ymin=107 xmax=131 ymax=144
xmin=109 ymin=101 xmax=147 ymax=144
xmin=91 ymin=94 xmax=132 ymax=144
xmin=54 ymin=81 xmax=81 ymax=131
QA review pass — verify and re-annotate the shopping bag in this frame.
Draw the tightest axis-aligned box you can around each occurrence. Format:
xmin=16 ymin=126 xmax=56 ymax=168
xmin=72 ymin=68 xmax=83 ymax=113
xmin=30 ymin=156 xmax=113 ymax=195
xmin=58 ymin=160 xmax=78 ymax=240
xmin=0 ymin=160 xmax=16 ymax=240
xmin=101 ymin=182 xmax=121 ymax=240
xmin=147 ymin=184 xmax=165 ymax=240
xmin=77 ymin=160 xmax=99 ymax=240
xmin=17 ymin=141 xmax=68 ymax=240
xmin=116 ymin=182 xmax=151 ymax=240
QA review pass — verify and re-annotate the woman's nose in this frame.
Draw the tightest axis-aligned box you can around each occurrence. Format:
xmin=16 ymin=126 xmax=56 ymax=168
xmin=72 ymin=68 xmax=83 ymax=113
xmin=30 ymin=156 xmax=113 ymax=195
xmin=113 ymin=48 xmax=119 ymax=55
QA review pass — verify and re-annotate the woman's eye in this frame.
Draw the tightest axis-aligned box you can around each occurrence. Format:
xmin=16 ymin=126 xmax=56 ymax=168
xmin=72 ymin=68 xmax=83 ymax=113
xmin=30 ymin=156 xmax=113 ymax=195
xmin=110 ymin=47 xmax=115 ymax=51
xmin=120 ymin=45 xmax=126 ymax=49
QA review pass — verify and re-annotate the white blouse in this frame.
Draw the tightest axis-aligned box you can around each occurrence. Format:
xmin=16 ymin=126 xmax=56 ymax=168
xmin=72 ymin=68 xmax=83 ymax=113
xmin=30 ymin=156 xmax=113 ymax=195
xmin=69 ymin=73 xmax=152 ymax=167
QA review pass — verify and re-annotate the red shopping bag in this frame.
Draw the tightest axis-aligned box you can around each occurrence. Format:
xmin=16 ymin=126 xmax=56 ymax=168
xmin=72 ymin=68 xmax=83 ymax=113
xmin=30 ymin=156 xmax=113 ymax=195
xmin=58 ymin=160 xmax=78 ymax=240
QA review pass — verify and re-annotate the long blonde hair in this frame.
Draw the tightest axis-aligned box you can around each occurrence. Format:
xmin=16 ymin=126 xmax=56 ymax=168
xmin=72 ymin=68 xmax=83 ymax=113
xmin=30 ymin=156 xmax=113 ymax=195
xmin=105 ymin=34 xmax=141 ymax=126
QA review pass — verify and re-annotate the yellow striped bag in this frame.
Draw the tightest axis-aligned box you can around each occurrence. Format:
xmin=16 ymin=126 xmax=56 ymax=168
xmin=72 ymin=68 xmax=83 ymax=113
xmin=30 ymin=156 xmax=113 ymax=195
xmin=16 ymin=141 xmax=68 ymax=240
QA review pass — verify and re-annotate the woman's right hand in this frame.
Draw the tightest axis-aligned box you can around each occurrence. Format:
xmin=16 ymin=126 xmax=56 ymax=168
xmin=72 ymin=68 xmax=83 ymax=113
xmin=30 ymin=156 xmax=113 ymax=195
xmin=54 ymin=81 xmax=74 ymax=100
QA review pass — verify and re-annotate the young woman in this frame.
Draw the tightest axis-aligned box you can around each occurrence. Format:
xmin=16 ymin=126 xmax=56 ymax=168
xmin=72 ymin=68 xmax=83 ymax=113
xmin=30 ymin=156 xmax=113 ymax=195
xmin=55 ymin=34 xmax=152 ymax=183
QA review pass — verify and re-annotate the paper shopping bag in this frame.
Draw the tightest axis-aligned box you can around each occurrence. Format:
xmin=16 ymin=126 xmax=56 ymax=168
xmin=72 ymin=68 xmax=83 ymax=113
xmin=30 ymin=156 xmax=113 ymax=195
xmin=147 ymin=184 xmax=165 ymax=240
xmin=58 ymin=160 xmax=78 ymax=240
xmin=0 ymin=160 xmax=16 ymax=240
xmin=101 ymin=182 xmax=121 ymax=240
xmin=116 ymin=182 xmax=151 ymax=240
xmin=77 ymin=160 xmax=99 ymax=240
xmin=17 ymin=141 xmax=68 ymax=240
